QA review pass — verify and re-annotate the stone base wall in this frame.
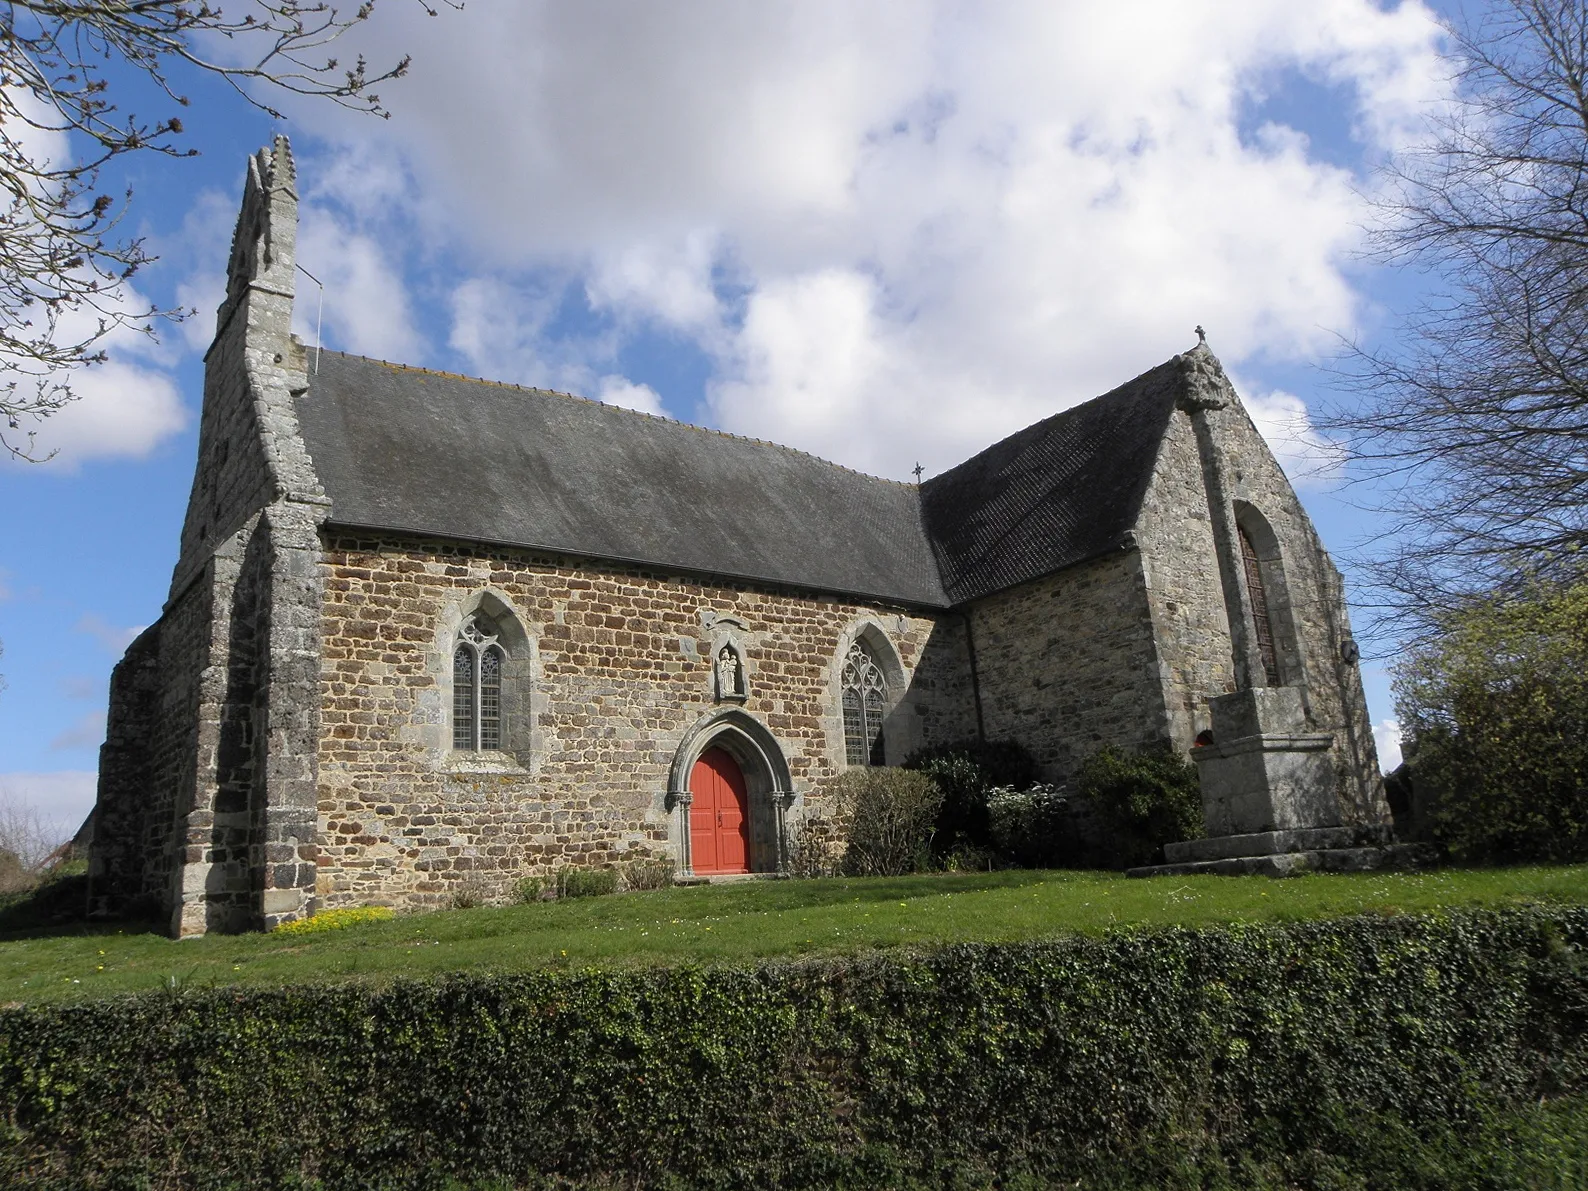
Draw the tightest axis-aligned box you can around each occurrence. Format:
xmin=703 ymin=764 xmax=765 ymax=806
xmin=966 ymin=551 xmax=1168 ymax=784
xmin=88 ymin=568 xmax=216 ymax=921
xmin=314 ymin=532 xmax=976 ymax=911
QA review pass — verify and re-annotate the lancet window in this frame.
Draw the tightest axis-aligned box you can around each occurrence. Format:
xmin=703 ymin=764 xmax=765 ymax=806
xmin=841 ymin=640 xmax=887 ymax=767
xmin=1239 ymin=525 xmax=1282 ymax=687
xmin=453 ymin=613 xmax=504 ymax=751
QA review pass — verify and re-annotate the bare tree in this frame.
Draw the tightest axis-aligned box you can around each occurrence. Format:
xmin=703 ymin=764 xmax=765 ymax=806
xmin=1 ymin=0 xmax=448 ymax=461
xmin=0 ymin=785 xmax=66 ymax=890
xmin=1325 ymin=0 xmax=1588 ymax=634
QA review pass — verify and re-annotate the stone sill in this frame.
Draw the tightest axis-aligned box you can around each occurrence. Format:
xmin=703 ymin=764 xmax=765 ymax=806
xmin=440 ymin=751 xmax=531 ymax=777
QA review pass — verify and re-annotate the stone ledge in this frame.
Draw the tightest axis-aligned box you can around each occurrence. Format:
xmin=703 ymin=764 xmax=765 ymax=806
xmin=1165 ymin=824 xmax=1394 ymax=864
xmin=1126 ymin=842 xmax=1439 ymax=879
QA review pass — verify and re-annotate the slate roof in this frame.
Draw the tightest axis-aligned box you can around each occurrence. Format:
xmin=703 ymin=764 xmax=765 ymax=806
xmin=295 ymin=349 xmax=1187 ymax=609
xmin=296 ymin=352 xmax=948 ymax=605
xmin=920 ymin=356 xmax=1182 ymax=604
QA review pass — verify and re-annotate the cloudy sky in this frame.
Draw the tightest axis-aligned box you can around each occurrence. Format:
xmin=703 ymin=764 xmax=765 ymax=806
xmin=0 ymin=0 xmax=1466 ymax=838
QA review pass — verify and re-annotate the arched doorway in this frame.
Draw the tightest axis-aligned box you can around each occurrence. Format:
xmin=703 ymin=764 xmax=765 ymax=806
xmin=689 ymin=747 xmax=750 ymax=874
xmin=667 ymin=708 xmax=795 ymax=875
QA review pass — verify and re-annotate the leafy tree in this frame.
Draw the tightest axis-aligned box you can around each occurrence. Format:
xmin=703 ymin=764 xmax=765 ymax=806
xmin=1325 ymin=0 xmax=1588 ymax=630
xmin=1395 ymin=580 xmax=1588 ymax=863
xmin=1 ymin=0 xmax=447 ymax=461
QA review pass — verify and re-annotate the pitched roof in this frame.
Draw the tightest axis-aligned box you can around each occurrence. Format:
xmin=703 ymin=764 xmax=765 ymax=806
xmin=920 ymin=356 xmax=1182 ymax=604
xmin=294 ymin=349 xmax=1188 ymax=609
xmin=295 ymin=352 xmax=948 ymax=605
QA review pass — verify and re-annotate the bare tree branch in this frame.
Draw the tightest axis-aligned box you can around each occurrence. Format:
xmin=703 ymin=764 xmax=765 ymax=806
xmin=0 ymin=0 xmax=455 ymax=461
xmin=1324 ymin=0 xmax=1588 ymax=636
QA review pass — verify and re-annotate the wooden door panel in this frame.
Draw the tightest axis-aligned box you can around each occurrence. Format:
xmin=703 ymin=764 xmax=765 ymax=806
xmin=689 ymin=747 xmax=749 ymax=874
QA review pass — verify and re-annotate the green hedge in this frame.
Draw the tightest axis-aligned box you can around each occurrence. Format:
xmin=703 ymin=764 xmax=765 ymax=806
xmin=1 ymin=908 xmax=1586 ymax=1189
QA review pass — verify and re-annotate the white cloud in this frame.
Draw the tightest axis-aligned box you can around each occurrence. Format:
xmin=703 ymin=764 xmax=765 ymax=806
xmin=1242 ymin=387 xmax=1348 ymax=488
xmin=295 ymin=208 xmax=423 ymax=360
xmin=4 ymin=354 xmax=187 ymax=470
xmin=0 ymin=771 xmax=97 ymax=852
xmin=49 ymin=711 xmax=105 ymax=753
xmin=274 ymin=0 xmax=1451 ymax=476
xmin=447 ymin=275 xmax=655 ymax=416
xmin=75 ymin=614 xmax=145 ymax=655
xmin=595 ymin=376 xmax=665 ymax=416
xmin=167 ymin=188 xmax=241 ymax=353
xmin=1373 ymin=717 xmax=1403 ymax=773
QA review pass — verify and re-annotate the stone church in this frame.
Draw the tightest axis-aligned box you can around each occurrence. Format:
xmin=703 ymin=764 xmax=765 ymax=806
xmin=89 ymin=139 xmax=1387 ymax=936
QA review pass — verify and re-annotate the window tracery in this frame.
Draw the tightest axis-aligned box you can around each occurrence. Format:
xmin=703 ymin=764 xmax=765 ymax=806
xmin=453 ymin=613 xmax=504 ymax=751
xmin=841 ymin=640 xmax=887 ymax=766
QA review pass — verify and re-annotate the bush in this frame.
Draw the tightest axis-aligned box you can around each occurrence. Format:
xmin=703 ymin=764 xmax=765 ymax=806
xmin=831 ymin=767 xmax=944 ymax=876
xmin=1397 ymin=580 xmax=1588 ymax=863
xmin=0 ymin=908 xmax=1584 ymax=1189
xmin=903 ymin=739 xmax=1036 ymax=856
xmin=273 ymin=905 xmax=393 ymax=936
xmin=1076 ymin=744 xmax=1203 ymax=868
xmin=556 ymin=867 xmax=618 ymax=899
xmin=620 ymin=858 xmax=674 ymax=892
xmin=513 ymin=876 xmax=547 ymax=904
xmin=987 ymin=783 xmax=1073 ymax=868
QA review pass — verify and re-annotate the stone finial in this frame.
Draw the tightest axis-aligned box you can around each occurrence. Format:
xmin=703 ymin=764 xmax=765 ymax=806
xmin=216 ymin=138 xmax=299 ymax=339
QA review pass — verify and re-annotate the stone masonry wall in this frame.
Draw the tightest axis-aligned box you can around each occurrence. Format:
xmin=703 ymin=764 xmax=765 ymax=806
xmin=88 ymin=626 xmax=161 ymax=912
xmin=965 ymin=551 xmax=1168 ymax=784
xmin=90 ymin=138 xmax=329 ymax=934
xmin=1132 ymin=351 xmax=1386 ymax=825
xmin=315 ymin=531 xmax=975 ymax=910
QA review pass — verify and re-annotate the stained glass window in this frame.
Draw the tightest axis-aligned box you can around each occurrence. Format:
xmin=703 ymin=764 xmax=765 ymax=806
xmin=453 ymin=613 xmax=505 ymax=751
xmin=453 ymin=646 xmax=475 ymax=750
xmin=841 ymin=640 xmax=887 ymax=766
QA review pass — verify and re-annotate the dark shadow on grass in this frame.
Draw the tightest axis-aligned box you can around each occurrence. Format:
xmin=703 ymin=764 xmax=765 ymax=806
xmin=0 ymin=867 xmax=163 ymax=942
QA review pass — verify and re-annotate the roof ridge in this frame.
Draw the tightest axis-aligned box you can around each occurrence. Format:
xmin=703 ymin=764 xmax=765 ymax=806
xmin=314 ymin=349 xmax=919 ymax=490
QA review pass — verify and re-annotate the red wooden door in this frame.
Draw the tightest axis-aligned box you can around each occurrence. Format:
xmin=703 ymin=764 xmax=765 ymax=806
xmin=689 ymin=747 xmax=750 ymax=874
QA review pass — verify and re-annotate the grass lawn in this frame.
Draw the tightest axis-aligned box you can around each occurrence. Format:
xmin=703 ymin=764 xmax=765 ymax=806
xmin=1 ymin=864 xmax=1585 ymax=1005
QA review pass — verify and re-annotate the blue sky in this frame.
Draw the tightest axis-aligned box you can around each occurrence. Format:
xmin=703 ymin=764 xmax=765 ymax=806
xmin=0 ymin=0 xmax=1467 ymax=840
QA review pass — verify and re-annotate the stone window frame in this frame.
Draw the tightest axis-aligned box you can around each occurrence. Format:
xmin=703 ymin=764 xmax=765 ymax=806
xmin=830 ymin=618 xmax=914 ymax=769
xmin=1232 ymin=502 xmax=1305 ymax=689
xmin=430 ymin=588 xmax=541 ymax=773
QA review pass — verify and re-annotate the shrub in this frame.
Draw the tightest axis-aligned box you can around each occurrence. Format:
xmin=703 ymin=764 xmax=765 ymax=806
xmin=903 ymin=739 xmax=1036 ymax=856
xmin=273 ymin=905 xmax=393 ymax=936
xmin=1075 ymin=744 xmax=1203 ymax=868
xmin=788 ymin=815 xmax=842 ymax=878
xmin=0 ymin=909 xmax=1583 ymax=1189
xmin=831 ymin=767 xmax=944 ymax=876
xmin=556 ymin=867 xmax=618 ymax=899
xmin=1397 ymin=580 xmax=1588 ymax=863
xmin=986 ymin=783 xmax=1073 ymax=868
xmin=620 ymin=858 xmax=674 ymax=892
xmin=512 ymin=876 xmax=547 ymax=904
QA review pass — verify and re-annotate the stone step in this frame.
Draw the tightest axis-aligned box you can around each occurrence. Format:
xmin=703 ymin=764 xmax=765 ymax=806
xmin=1126 ymin=842 xmax=1439 ymax=879
xmin=1164 ymin=824 xmax=1394 ymax=864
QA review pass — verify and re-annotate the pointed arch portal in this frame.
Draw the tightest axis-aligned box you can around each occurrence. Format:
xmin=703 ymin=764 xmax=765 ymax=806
xmin=667 ymin=708 xmax=795 ymax=875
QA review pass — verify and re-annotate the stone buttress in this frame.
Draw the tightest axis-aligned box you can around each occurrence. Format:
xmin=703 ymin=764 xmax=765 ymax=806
xmin=89 ymin=138 xmax=330 ymax=934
